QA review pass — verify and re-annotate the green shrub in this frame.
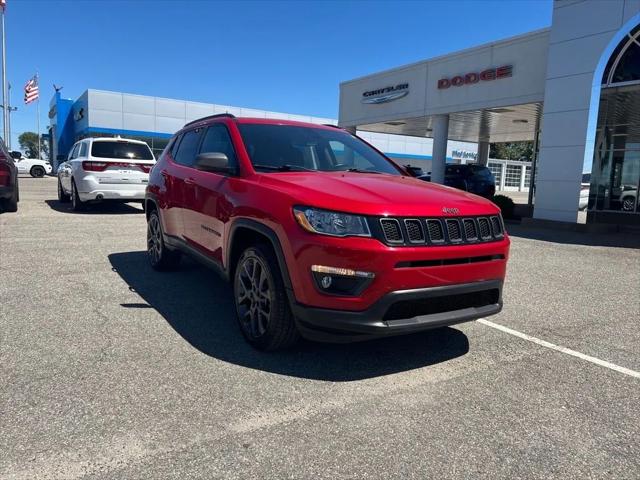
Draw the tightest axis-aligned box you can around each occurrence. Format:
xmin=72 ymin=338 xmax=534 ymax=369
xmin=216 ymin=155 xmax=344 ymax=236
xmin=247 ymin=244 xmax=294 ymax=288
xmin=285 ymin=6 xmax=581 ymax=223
xmin=491 ymin=194 xmax=516 ymax=219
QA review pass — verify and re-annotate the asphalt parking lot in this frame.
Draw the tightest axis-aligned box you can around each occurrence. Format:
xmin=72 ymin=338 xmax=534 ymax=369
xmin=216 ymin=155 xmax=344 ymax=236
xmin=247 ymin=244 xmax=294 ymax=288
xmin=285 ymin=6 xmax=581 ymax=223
xmin=1 ymin=176 xmax=639 ymax=479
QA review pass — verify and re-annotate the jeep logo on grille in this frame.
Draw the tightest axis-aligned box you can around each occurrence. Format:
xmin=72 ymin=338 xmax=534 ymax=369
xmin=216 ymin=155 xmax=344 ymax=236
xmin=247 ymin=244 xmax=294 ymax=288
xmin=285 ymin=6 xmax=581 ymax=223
xmin=442 ymin=207 xmax=459 ymax=215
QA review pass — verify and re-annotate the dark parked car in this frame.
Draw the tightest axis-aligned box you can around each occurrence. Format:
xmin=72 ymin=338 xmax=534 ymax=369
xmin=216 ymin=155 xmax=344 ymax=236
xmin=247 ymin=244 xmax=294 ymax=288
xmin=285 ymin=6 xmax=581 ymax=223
xmin=419 ymin=164 xmax=496 ymax=198
xmin=0 ymin=138 xmax=18 ymax=213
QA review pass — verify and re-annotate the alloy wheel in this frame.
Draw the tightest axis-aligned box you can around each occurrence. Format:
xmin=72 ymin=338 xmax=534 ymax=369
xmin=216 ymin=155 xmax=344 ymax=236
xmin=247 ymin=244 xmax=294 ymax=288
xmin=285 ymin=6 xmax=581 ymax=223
xmin=622 ymin=197 xmax=635 ymax=212
xmin=147 ymin=214 xmax=162 ymax=264
xmin=235 ymin=255 xmax=273 ymax=338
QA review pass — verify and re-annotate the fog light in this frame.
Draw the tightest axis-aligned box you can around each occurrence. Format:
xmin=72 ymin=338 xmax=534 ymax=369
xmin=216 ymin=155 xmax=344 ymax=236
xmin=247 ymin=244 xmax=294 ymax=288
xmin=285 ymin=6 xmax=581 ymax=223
xmin=310 ymin=265 xmax=375 ymax=296
xmin=311 ymin=265 xmax=375 ymax=279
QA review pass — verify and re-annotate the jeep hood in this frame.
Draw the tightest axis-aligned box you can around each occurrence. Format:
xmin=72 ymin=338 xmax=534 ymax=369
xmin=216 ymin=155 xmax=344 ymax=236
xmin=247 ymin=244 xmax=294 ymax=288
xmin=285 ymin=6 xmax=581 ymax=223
xmin=257 ymin=172 xmax=500 ymax=217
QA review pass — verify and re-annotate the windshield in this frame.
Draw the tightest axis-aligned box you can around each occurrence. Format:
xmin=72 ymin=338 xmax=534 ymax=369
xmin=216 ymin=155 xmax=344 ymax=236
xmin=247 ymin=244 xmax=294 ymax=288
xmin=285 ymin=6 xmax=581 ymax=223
xmin=237 ymin=124 xmax=402 ymax=175
xmin=91 ymin=141 xmax=154 ymax=160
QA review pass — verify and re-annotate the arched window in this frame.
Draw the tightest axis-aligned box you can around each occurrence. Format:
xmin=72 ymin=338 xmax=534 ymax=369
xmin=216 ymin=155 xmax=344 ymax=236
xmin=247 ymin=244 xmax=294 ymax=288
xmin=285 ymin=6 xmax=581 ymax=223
xmin=602 ymin=25 xmax=640 ymax=86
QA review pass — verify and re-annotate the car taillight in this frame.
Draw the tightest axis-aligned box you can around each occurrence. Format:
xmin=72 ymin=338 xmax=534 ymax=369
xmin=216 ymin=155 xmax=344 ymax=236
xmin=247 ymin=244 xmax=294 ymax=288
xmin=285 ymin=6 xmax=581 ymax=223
xmin=139 ymin=164 xmax=152 ymax=173
xmin=0 ymin=161 xmax=10 ymax=186
xmin=82 ymin=161 xmax=109 ymax=172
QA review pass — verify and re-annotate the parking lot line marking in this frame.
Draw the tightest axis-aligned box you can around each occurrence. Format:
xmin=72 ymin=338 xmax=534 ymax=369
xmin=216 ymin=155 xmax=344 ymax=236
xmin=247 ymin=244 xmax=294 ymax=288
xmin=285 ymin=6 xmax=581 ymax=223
xmin=477 ymin=319 xmax=640 ymax=379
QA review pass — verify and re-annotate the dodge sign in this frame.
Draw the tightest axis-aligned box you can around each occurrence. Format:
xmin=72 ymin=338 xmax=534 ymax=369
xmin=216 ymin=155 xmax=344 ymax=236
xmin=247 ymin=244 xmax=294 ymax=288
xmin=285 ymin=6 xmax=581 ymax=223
xmin=437 ymin=65 xmax=513 ymax=89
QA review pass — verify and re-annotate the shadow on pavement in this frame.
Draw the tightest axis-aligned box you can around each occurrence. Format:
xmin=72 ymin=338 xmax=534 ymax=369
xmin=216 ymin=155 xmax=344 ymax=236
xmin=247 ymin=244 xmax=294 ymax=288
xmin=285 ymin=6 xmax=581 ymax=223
xmin=45 ymin=199 xmax=143 ymax=215
xmin=506 ymin=223 xmax=640 ymax=249
xmin=109 ymin=251 xmax=470 ymax=381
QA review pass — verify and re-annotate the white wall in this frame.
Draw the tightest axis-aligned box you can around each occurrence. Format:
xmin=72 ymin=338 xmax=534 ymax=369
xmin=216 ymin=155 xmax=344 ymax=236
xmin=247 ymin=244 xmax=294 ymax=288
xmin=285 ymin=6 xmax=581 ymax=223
xmin=338 ymin=29 xmax=549 ymax=128
xmin=85 ymin=90 xmax=336 ymax=135
xmin=534 ymin=0 xmax=640 ymax=222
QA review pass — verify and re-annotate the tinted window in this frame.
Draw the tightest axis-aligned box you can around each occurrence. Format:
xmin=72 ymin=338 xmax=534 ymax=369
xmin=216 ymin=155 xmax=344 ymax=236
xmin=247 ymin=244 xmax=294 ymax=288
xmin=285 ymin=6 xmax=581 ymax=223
xmin=468 ymin=165 xmax=493 ymax=178
xmin=173 ymin=129 xmax=203 ymax=167
xmin=237 ymin=124 xmax=401 ymax=175
xmin=169 ymin=135 xmax=181 ymax=159
xmin=91 ymin=141 xmax=154 ymax=160
xmin=79 ymin=143 xmax=88 ymax=158
xmin=199 ymin=124 xmax=237 ymax=167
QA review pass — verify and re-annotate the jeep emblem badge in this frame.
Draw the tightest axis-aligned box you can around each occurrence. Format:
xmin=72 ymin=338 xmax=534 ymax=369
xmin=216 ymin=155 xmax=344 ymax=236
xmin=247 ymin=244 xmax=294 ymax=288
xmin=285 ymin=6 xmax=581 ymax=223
xmin=442 ymin=207 xmax=459 ymax=215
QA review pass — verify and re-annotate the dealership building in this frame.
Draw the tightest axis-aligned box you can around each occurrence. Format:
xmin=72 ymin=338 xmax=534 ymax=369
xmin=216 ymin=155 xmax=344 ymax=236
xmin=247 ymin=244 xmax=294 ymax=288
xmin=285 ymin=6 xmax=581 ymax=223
xmin=339 ymin=0 xmax=640 ymax=225
xmin=47 ymin=89 xmax=479 ymax=175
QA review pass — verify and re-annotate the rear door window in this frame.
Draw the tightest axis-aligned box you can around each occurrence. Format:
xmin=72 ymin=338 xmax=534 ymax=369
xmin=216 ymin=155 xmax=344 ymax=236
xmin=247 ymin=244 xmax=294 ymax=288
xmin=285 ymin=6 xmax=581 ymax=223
xmin=91 ymin=141 xmax=154 ymax=160
xmin=173 ymin=128 xmax=203 ymax=167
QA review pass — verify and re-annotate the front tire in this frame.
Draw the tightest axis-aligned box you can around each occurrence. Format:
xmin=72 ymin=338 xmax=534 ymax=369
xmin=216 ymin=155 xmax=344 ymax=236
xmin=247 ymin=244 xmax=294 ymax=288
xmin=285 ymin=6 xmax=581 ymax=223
xmin=147 ymin=209 xmax=181 ymax=270
xmin=58 ymin=178 xmax=70 ymax=203
xmin=30 ymin=166 xmax=45 ymax=178
xmin=233 ymin=244 xmax=299 ymax=351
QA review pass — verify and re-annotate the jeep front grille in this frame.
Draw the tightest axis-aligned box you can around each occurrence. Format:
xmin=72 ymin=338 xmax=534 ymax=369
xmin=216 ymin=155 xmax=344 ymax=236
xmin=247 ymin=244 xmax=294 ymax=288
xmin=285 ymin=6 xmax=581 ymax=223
xmin=404 ymin=219 xmax=425 ymax=243
xmin=379 ymin=218 xmax=403 ymax=243
xmin=374 ymin=215 xmax=504 ymax=247
xmin=426 ymin=220 xmax=444 ymax=243
xmin=463 ymin=218 xmax=478 ymax=241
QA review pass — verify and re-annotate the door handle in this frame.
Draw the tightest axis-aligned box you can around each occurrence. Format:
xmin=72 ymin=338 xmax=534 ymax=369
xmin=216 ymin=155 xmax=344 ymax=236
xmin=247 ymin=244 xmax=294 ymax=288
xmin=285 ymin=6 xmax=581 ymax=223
xmin=184 ymin=178 xmax=196 ymax=185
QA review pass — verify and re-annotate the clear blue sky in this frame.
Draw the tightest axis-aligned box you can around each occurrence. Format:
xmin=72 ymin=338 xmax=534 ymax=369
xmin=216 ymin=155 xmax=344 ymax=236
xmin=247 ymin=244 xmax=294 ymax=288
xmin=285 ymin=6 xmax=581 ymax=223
xmin=5 ymin=0 xmax=552 ymax=149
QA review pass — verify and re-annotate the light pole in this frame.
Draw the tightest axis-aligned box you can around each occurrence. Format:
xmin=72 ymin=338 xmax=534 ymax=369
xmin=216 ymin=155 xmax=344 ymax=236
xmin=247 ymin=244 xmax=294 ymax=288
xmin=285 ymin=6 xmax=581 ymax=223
xmin=3 ymin=83 xmax=17 ymax=149
xmin=1 ymin=3 xmax=8 ymax=144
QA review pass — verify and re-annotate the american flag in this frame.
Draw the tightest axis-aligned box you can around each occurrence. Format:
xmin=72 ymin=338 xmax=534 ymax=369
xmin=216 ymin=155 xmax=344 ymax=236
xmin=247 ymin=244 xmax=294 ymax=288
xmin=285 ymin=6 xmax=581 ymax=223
xmin=24 ymin=75 xmax=39 ymax=104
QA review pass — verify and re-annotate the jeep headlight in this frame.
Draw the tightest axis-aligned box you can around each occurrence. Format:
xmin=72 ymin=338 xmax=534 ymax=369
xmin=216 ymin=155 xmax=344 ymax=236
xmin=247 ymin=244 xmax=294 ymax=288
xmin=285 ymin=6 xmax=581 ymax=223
xmin=293 ymin=207 xmax=371 ymax=237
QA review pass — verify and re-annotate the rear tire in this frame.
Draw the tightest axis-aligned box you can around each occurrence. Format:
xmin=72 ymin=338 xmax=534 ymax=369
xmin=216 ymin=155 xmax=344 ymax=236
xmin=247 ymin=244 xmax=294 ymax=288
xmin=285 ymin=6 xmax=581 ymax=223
xmin=147 ymin=209 xmax=181 ymax=270
xmin=71 ymin=179 xmax=85 ymax=211
xmin=2 ymin=181 xmax=18 ymax=213
xmin=233 ymin=243 xmax=300 ymax=351
xmin=58 ymin=178 xmax=70 ymax=203
xmin=30 ymin=166 xmax=45 ymax=178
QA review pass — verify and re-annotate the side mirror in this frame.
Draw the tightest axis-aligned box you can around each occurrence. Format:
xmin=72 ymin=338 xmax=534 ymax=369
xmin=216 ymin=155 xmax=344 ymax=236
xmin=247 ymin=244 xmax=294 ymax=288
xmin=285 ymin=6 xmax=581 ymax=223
xmin=404 ymin=165 xmax=424 ymax=177
xmin=9 ymin=151 xmax=22 ymax=160
xmin=195 ymin=152 xmax=235 ymax=174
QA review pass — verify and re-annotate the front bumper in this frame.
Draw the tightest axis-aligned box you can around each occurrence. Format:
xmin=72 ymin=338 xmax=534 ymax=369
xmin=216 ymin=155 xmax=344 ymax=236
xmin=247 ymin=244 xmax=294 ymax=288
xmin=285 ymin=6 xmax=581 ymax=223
xmin=292 ymin=279 xmax=503 ymax=342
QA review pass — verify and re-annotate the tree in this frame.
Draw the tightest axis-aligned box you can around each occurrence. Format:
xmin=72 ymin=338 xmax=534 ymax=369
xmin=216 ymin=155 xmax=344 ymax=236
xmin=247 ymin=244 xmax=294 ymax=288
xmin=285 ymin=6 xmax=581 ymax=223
xmin=489 ymin=141 xmax=533 ymax=161
xmin=18 ymin=132 xmax=49 ymax=160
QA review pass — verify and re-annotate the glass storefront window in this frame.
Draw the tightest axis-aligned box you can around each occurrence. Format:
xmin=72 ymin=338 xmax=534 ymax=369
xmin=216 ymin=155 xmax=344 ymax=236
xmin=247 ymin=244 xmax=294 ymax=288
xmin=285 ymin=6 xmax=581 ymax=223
xmin=524 ymin=166 xmax=532 ymax=188
xmin=504 ymin=165 xmax=521 ymax=188
xmin=591 ymin=96 xmax=640 ymax=213
xmin=488 ymin=162 xmax=502 ymax=186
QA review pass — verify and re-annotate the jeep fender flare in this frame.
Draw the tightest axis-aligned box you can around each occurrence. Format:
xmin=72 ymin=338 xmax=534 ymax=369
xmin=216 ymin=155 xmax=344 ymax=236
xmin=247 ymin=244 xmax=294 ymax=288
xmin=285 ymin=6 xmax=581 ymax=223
xmin=226 ymin=218 xmax=295 ymax=300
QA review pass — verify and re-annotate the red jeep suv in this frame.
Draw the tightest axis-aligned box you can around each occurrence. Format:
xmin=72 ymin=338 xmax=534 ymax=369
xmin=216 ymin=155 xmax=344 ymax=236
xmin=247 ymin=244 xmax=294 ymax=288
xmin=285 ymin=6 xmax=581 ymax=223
xmin=146 ymin=114 xmax=509 ymax=350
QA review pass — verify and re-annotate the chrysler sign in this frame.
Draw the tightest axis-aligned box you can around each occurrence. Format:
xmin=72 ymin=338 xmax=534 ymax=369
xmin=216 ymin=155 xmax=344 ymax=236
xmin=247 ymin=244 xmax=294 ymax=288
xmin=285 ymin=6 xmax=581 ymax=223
xmin=362 ymin=83 xmax=409 ymax=104
xmin=437 ymin=65 xmax=513 ymax=89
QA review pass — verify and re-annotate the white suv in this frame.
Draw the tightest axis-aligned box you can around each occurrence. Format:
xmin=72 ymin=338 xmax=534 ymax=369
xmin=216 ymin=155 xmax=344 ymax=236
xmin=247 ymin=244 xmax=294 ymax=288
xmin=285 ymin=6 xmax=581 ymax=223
xmin=57 ymin=137 xmax=155 ymax=210
xmin=12 ymin=153 xmax=53 ymax=177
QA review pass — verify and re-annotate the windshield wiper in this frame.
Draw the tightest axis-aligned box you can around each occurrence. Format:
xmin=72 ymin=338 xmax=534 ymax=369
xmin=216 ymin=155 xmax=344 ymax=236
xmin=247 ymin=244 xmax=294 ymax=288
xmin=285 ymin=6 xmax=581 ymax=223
xmin=344 ymin=168 xmax=383 ymax=174
xmin=253 ymin=164 xmax=314 ymax=172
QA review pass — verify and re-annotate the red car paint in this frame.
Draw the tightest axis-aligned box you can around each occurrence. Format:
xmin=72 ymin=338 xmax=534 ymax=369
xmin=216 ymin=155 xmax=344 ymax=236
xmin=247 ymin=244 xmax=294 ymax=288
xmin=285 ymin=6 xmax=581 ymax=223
xmin=147 ymin=116 xmax=509 ymax=340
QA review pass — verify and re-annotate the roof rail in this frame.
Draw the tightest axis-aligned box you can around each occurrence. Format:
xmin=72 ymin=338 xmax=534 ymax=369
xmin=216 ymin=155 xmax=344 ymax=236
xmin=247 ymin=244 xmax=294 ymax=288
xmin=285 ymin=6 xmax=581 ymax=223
xmin=184 ymin=113 xmax=235 ymax=128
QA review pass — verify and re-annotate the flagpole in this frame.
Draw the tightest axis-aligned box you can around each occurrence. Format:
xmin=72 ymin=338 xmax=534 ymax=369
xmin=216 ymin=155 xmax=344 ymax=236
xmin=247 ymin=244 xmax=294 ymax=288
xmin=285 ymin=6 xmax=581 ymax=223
xmin=36 ymin=72 xmax=40 ymax=159
xmin=1 ymin=5 xmax=8 ymax=144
